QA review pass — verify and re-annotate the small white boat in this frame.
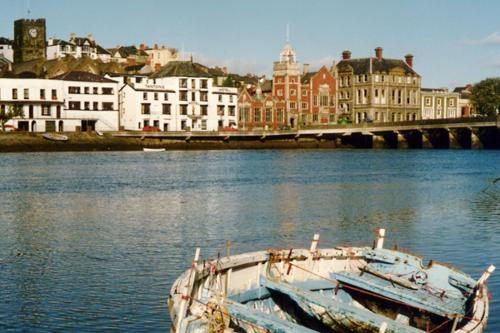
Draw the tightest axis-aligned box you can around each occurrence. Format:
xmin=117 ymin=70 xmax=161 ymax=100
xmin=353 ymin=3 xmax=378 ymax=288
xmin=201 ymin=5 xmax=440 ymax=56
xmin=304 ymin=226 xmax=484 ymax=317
xmin=96 ymin=130 xmax=104 ymax=136
xmin=143 ymin=148 xmax=166 ymax=152
xmin=169 ymin=230 xmax=493 ymax=333
xmin=42 ymin=133 xmax=69 ymax=141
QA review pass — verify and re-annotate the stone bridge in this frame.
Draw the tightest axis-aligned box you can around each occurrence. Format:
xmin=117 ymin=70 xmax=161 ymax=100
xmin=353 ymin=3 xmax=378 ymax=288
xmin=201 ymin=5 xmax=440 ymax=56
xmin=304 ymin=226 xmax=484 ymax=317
xmin=114 ymin=116 xmax=500 ymax=149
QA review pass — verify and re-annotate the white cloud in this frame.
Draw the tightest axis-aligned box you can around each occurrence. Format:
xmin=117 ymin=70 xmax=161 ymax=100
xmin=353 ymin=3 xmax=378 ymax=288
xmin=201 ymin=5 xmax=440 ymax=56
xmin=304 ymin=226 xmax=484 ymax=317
xmin=464 ymin=32 xmax=500 ymax=45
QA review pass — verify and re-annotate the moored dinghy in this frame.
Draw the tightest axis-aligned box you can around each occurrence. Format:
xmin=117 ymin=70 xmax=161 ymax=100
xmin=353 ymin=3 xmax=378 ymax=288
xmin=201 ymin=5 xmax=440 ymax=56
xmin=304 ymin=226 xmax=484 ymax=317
xmin=169 ymin=230 xmax=493 ymax=333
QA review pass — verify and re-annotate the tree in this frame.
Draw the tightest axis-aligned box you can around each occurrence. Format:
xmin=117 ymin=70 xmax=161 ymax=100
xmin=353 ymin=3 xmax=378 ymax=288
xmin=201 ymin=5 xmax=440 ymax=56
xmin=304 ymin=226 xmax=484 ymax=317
xmin=470 ymin=78 xmax=500 ymax=116
xmin=222 ymin=76 xmax=236 ymax=87
xmin=0 ymin=104 xmax=24 ymax=131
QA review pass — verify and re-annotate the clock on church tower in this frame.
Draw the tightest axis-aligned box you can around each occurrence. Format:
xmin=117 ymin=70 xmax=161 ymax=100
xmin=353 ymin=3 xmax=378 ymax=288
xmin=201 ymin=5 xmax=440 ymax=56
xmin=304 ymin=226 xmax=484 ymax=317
xmin=13 ymin=18 xmax=47 ymax=63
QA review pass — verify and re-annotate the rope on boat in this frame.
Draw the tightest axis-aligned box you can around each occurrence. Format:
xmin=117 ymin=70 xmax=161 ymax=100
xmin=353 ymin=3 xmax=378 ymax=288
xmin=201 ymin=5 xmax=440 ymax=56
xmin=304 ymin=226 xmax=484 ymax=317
xmin=286 ymin=262 xmax=484 ymax=327
xmin=187 ymin=295 xmax=272 ymax=333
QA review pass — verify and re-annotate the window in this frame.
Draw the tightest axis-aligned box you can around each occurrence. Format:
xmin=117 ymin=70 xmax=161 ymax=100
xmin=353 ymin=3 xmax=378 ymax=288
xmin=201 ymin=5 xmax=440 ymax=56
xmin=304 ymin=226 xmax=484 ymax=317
xmin=144 ymin=119 xmax=150 ymax=127
xmin=51 ymin=89 xmax=57 ymax=100
xmin=93 ymin=87 xmax=98 ymax=94
xmin=84 ymin=102 xmax=90 ymax=110
xmin=24 ymin=88 xmax=29 ymax=99
xmin=200 ymin=92 xmax=208 ymax=102
xmin=143 ymin=92 xmax=148 ymax=100
xmin=218 ymin=94 xmax=223 ymax=102
xmin=277 ymin=89 xmax=283 ymax=96
xmin=217 ymin=105 xmax=224 ymax=116
xmin=302 ymin=102 xmax=308 ymax=109
xmin=12 ymin=88 xmax=18 ymax=99
xmin=254 ymin=108 xmax=261 ymax=122
xmin=180 ymin=105 xmax=188 ymax=115
xmin=313 ymin=114 xmax=319 ymax=122
xmin=201 ymin=105 xmax=208 ymax=116
xmin=229 ymin=95 xmax=233 ymax=103
xmin=265 ymin=108 xmax=272 ymax=122
xmin=179 ymin=91 xmax=187 ymax=101
xmin=102 ymin=103 xmax=113 ymax=110
xmin=191 ymin=92 xmax=196 ymax=101
xmin=276 ymin=109 xmax=284 ymax=122
xmin=154 ymin=92 xmax=158 ymax=101
xmin=437 ymin=99 xmax=442 ymax=106
xmin=314 ymin=95 xmax=318 ymax=106
xmin=191 ymin=79 xmax=196 ymax=89
xmin=302 ymin=90 xmax=307 ymax=96
xmin=68 ymin=101 xmax=80 ymax=110
xmin=320 ymin=96 xmax=328 ymax=107
xmin=201 ymin=79 xmax=208 ymax=89
xmin=84 ymin=87 xmax=90 ymax=94
xmin=68 ymin=86 xmax=80 ymax=94
xmin=291 ymin=89 xmax=296 ymax=96
xmin=289 ymin=102 xmax=296 ymax=109
xmin=102 ymin=88 xmax=113 ymax=95
xmin=162 ymin=104 xmax=171 ymax=115
xmin=141 ymin=103 xmax=151 ymax=114
xmin=179 ymin=79 xmax=187 ymax=88
xmin=93 ymin=102 xmax=98 ymax=110
xmin=164 ymin=93 xmax=168 ymax=101
xmin=42 ymin=105 xmax=51 ymax=116
xmin=449 ymin=99 xmax=455 ymax=107
xmin=228 ymin=106 xmax=235 ymax=116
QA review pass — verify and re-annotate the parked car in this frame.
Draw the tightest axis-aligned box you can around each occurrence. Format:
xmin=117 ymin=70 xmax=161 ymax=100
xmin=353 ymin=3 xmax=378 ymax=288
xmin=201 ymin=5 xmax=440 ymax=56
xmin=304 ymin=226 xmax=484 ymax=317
xmin=142 ymin=126 xmax=161 ymax=132
xmin=3 ymin=125 xmax=18 ymax=132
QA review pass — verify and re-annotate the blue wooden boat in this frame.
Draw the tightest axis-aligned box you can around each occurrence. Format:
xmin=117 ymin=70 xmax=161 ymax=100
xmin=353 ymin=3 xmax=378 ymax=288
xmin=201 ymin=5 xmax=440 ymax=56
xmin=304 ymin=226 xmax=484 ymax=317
xmin=169 ymin=231 xmax=493 ymax=333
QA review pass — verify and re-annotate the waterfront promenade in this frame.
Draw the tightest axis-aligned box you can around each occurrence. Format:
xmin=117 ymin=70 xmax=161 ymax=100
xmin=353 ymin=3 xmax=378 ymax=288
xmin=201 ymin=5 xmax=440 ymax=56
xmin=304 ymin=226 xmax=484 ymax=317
xmin=0 ymin=116 xmax=498 ymax=152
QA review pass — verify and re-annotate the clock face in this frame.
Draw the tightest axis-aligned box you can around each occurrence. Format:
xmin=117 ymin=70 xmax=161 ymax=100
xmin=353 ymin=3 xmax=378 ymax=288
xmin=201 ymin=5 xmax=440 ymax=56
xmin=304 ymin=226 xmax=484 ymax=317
xmin=29 ymin=28 xmax=38 ymax=38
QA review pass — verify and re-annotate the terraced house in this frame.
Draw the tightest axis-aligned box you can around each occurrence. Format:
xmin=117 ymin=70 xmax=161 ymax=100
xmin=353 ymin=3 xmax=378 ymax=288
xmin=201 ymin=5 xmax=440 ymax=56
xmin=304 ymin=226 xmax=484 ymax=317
xmin=335 ymin=47 xmax=421 ymax=123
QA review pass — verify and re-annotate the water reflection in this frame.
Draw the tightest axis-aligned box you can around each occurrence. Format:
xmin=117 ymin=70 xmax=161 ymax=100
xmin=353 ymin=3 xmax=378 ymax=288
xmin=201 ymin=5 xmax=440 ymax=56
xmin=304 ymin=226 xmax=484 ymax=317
xmin=0 ymin=150 xmax=498 ymax=332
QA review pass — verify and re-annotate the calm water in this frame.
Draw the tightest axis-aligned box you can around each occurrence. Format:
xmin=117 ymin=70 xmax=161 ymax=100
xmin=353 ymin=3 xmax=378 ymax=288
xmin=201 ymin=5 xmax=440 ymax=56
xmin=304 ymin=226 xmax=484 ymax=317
xmin=0 ymin=150 xmax=498 ymax=332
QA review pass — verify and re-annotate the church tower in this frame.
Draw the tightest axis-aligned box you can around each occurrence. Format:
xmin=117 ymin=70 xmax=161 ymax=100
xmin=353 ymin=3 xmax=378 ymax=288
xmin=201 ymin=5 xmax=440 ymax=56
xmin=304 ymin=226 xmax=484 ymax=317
xmin=13 ymin=18 xmax=47 ymax=63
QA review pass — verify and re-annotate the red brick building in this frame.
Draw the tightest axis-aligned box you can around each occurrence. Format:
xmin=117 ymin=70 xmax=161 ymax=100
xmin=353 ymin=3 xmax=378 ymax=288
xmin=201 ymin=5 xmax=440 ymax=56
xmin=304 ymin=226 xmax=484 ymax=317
xmin=238 ymin=43 xmax=337 ymax=130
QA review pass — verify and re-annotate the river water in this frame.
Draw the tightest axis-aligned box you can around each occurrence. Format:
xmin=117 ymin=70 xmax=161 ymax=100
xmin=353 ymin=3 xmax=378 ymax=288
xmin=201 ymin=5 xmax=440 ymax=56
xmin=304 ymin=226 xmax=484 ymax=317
xmin=0 ymin=150 xmax=498 ymax=332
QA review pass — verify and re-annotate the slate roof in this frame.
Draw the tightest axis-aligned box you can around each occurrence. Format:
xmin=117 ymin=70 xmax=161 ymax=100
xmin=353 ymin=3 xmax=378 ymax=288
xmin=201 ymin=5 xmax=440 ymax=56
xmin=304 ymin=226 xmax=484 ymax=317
xmin=337 ymin=58 xmax=419 ymax=76
xmin=0 ymin=37 xmax=13 ymax=45
xmin=150 ymin=61 xmax=212 ymax=78
xmin=47 ymin=39 xmax=74 ymax=47
xmin=96 ymin=45 xmax=111 ymax=55
xmin=300 ymin=72 xmax=317 ymax=84
xmin=52 ymin=71 xmax=117 ymax=83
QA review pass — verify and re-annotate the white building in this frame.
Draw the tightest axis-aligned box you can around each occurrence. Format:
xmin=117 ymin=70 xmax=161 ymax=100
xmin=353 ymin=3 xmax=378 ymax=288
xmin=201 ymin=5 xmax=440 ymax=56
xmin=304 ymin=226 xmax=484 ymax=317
xmin=421 ymin=88 xmax=460 ymax=120
xmin=0 ymin=37 xmax=14 ymax=63
xmin=117 ymin=79 xmax=175 ymax=131
xmin=0 ymin=71 xmax=119 ymax=132
xmin=46 ymin=34 xmax=111 ymax=63
xmin=150 ymin=61 xmax=238 ymax=131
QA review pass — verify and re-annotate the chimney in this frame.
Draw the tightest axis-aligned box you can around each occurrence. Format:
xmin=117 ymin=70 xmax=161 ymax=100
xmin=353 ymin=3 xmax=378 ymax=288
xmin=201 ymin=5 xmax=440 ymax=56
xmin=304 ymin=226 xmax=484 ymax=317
xmin=154 ymin=43 xmax=158 ymax=50
xmin=87 ymin=34 xmax=94 ymax=42
xmin=405 ymin=54 xmax=414 ymax=68
xmin=375 ymin=47 xmax=383 ymax=61
xmin=69 ymin=32 xmax=76 ymax=41
xmin=342 ymin=50 xmax=351 ymax=60
xmin=48 ymin=37 xmax=54 ymax=46
xmin=303 ymin=63 xmax=310 ymax=74
xmin=140 ymin=43 xmax=145 ymax=50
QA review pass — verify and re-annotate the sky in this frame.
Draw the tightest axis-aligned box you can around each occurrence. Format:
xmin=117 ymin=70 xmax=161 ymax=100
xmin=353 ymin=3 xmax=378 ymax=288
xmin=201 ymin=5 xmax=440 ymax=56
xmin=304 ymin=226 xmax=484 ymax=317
xmin=2 ymin=0 xmax=500 ymax=88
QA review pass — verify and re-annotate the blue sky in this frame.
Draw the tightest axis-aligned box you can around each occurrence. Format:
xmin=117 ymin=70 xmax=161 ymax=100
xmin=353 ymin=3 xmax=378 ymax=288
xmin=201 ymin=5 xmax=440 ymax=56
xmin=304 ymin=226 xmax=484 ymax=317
xmin=2 ymin=0 xmax=500 ymax=88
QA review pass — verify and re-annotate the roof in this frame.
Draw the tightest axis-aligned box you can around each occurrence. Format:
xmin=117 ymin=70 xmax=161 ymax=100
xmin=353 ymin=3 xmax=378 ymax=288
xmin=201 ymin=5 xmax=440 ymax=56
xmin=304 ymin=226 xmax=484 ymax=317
xmin=71 ymin=37 xmax=96 ymax=47
xmin=47 ymin=39 xmax=74 ymax=47
xmin=150 ymin=61 xmax=212 ymax=78
xmin=96 ymin=45 xmax=111 ymax=55
xmin=300 ymin=71 xmax=317 ymax=84
xmin=261 ymin=79 xmax=273 ymax=93
xmin=337 ymin=57 xmax=419 ymax=76
xmin=0 ymin=37 xmax=13 ymax=45
xmin=51 ymin=71 xmax=117 ymax=83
